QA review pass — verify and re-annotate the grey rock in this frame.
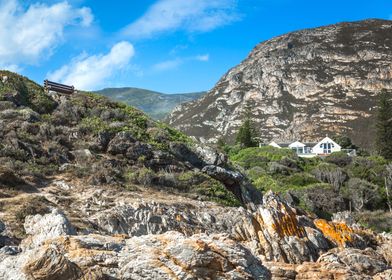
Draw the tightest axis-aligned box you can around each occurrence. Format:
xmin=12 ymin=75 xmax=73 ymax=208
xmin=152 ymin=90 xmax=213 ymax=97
xmin=119 ymin=232 xmax=271 ymax=280
xmin=167 ymin=19 xmax=392 ymax=148
xmin=23 ymin=208 xmax=75 ymax=249
xmin=107 ymin=131 xmax=136 ymax=155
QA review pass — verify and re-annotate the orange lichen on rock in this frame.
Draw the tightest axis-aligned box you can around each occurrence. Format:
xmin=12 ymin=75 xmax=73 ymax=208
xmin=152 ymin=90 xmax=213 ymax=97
xmin=314 ymin=219 xmax=353 ymax=246
xmin=269 ymin=206 xmax=306 ymax=238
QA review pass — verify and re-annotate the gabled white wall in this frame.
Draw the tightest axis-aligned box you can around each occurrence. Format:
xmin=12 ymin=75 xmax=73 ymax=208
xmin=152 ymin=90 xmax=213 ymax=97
xmin=289 ymin=141 xmax=305 ymax=148
xmin=312 ymin=137 xmax=341 ymax=154
xmin=268 ymin=141 xmax=281 ymax=148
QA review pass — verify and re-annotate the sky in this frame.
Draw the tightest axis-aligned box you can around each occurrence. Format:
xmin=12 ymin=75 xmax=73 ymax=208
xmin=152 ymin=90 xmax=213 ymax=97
xmin=0 ymin=0 xmax=391 ymax=93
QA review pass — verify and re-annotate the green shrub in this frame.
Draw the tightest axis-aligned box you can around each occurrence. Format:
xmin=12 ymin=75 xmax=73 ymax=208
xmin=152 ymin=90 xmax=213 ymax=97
xmin=253 ymin=174 xmax=281 ymax=192
xmin=325 ymin=151 xmax=352 ymax=167
xmin=280 ymin=173 xmax=319 ymax=187
xmin=192 ymin=177 xmax=240 ymax=207
xmin=79 ymin=116 xmax=109 ymax=134
xmin=230 ymin=146 xmax=297 ymax=169
xmin=353 ymin=210 xmax=392 ymax=232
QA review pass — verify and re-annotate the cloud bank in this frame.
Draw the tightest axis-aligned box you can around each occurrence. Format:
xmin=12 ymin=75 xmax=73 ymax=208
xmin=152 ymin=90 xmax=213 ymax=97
xmin=122 ymin=0 xmax=239 ymax=39
xmin=0 ymin=0 xmax=93 ymax=67
xmin=153 ymin=53 xmax=210 ymax=71
xmin=47 ymin=41 xmax=135 ymax=90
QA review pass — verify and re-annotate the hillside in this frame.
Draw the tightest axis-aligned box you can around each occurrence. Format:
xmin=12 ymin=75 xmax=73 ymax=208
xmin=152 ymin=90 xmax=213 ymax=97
xmin=96 ymin=87 xmax=204 ymax=120
xmin=0 ymin=71 xmax=391 ymax=279
xmin=167 ymin=19 xmax=392 ymax=149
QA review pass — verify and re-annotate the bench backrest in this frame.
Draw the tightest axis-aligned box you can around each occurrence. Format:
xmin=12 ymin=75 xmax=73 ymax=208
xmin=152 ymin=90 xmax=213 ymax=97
xmin=44 ymin=80 xmax=74 ymax=94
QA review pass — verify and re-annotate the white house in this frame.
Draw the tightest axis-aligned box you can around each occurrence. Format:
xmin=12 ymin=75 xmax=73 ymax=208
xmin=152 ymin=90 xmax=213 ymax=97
xmin=311 ymin=136 xmax=341 ymax=155
xmin=268 ymin=141 xmax=282 ymax=148
xmin=268 ymin=136 xmax=345 ymax=157
xmin=288 ymin=141 xmax=306 ymax=154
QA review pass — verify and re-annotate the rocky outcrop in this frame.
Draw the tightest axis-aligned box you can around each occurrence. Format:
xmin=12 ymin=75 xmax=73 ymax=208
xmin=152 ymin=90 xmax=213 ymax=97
xmin=118 ymin=232 xmax=270 ymax=279
xmin=1 ymin=184 xmax=391 ymax=280
xmin=23 ymin=209 xmax=75 ymax=249
xmin=167 ymin=19 xmax=392 ymax=148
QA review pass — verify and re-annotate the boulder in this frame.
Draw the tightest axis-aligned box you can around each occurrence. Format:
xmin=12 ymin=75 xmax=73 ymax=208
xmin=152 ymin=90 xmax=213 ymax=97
xmin=126 ymin=142 xmax=153 ymax=161
xmin=202 ymin=165 xmax=263 ymax=208
xmin=23 ymin=209 xmax=75 ymax=249
xmin=119 ymin=232 xmax=271 ymax=280
xmin=318 ymin=247 xmax=387 ymax=276
xmin=24 ymin=247 xmax=82 ymax=280
xmin=107 ymin=131 xmax=136 ymax=155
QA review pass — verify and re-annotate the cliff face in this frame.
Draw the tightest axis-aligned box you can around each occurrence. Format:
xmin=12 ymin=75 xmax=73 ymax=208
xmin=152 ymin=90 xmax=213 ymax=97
xmin=167 ymin=19 xmax=392 ymax=148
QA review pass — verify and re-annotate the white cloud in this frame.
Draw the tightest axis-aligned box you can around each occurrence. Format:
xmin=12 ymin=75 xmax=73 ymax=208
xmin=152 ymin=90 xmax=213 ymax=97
xmin=122 ymin=0 xmax=240 ymax=38
xmin=153 ymin=53 xmax=210 ymax=72
xmin=195 ymin=54 xmax=209 ymax=62
xmin=47 ymin=41 xmax=135 ymax=90
xmin=0 ymin=0 xmax=93 ymax=67
xmin=153 ymin=58 xmax=183 ymax=71
xmin=0 ymin=63 xmax=21 ymax=72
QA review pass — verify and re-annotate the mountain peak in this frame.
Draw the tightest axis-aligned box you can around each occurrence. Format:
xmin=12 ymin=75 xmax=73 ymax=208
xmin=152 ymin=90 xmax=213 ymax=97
xmin=167 ymin=19 xmax=392 ymax=148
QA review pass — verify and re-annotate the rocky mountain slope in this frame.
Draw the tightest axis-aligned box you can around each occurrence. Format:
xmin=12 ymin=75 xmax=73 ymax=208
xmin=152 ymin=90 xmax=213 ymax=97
xmin=96 ymin=87 xmax=204 ymax=120
xmin=167 ymin=19 xmax=392 ymax=148
xmin=0 ymin=71 xmax=391 ymax=279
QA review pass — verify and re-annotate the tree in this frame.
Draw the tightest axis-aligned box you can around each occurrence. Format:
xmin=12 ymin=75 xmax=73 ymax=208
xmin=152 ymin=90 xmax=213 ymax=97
xmin=312 ymin=164 xmax=347 ymax=192
xmin=385 ymin=163 xmax=392 ymax=212
xmin=344 ymin=178 xmax=380 ymax=211
xmin=235 ymin=103 xmax=258 ymax=148
xmin=376 ymin=90 xmax=392 ymax=160
xmin=335 ymin=135 xmax=358 ymax=150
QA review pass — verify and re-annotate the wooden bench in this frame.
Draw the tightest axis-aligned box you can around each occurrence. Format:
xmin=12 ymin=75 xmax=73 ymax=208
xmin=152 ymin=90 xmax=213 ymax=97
xmin=44 ymin=80 xmax=75 ymax=94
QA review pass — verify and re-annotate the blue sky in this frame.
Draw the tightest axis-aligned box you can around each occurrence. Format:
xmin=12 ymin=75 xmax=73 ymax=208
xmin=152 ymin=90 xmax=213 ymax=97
xmin=0 ymin=0 xmax=391 ymax=93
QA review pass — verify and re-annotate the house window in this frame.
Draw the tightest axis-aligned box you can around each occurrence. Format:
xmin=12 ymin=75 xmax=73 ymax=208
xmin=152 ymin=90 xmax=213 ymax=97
xmin=323 ymin=143 xmax=332 ymax=154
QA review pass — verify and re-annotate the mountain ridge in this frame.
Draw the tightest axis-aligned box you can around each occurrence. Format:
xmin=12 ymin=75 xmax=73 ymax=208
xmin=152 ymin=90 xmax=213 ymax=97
xmin=167 ymin=19 xmax=392 ymax=149
xmin=96 ymin=87 xmax=205 ymax=120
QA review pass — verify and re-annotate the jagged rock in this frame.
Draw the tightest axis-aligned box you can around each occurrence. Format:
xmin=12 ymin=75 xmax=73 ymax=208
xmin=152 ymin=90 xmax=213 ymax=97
xmin=23 ymin=209 xmax=75 ymax=249
xmin=118 ymin=231 xmax=271 ymax=280
xmin=313 ymin=219 xmax=366 ymax=248
xmin=202 ymin=165 xmax=263 ymax=207
xmin=126 ymin=142 xmax=153 ymax=161
xmin=251 ymin=191 xmax=331 ymax=263
xmin=0 ymin=221 xmax=5 ymax=234
xmin=332 ymin=211 xmax=357 ymax=226
xmin=374 ymin=269 xmax=392 ymax=280
xmin=90 ymin=131 xmax=114 ymax=152
xmin=90 ymin=202 xmax=248 ymax=237
xmin=24 ymin=247 xmax=83 ymax=280
xmin=167 ymin=19 xmax=392 ymax=148
xmin=106 ymin=131 xmax=136 ymax=155
xmin=318 ymin=247 xmax=388 ymax=276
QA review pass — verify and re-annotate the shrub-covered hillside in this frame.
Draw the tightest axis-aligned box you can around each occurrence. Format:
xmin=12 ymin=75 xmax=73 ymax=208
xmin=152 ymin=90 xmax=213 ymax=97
xmin=0 ymin=71 xmax=239 ymax=208
xmin=228 ymin=145 xmax=392 ymax=232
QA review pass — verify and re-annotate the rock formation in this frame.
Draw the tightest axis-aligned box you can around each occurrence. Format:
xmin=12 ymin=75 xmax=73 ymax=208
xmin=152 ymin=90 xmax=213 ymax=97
xmin=167 ymin=19 xmax=392 ymax=148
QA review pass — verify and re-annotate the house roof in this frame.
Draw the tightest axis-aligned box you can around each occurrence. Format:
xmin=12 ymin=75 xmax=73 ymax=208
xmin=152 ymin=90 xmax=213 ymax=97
xmin=289 ymin=141 xmax=305 ymax=148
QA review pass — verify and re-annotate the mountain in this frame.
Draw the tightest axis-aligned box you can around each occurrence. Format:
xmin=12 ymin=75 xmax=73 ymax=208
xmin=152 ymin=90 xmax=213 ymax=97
xmin=166 ymin=19 xmax=392 ymax=149
xmin=0 ymin=71 xmax=391 ymax=279
xmin=96 ymin=87 xmax=205 ymax=120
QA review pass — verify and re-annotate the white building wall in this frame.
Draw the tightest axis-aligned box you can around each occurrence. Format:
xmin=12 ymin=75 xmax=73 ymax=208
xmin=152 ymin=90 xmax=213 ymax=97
xmin=312 ymin=137 xmax=341 ymax=154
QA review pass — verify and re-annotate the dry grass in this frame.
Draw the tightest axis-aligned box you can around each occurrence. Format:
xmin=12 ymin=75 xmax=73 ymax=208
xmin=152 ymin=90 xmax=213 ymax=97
xmin=0 ymin=195 xmax=52 ymax=239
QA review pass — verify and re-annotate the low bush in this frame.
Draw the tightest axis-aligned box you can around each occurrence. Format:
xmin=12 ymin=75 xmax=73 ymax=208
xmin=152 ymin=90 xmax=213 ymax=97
xmin=325 ymin=151 xmax=352 ymax=167
xmin=230 ymin=146 xmax=298 ymax=169
xmin=353 ymin=210 xmax=392 ymax=232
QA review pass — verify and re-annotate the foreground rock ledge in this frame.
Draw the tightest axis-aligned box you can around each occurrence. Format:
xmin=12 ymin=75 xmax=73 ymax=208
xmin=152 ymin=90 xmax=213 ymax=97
xmin=0 ymin=192 xmax=391 ymax=279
